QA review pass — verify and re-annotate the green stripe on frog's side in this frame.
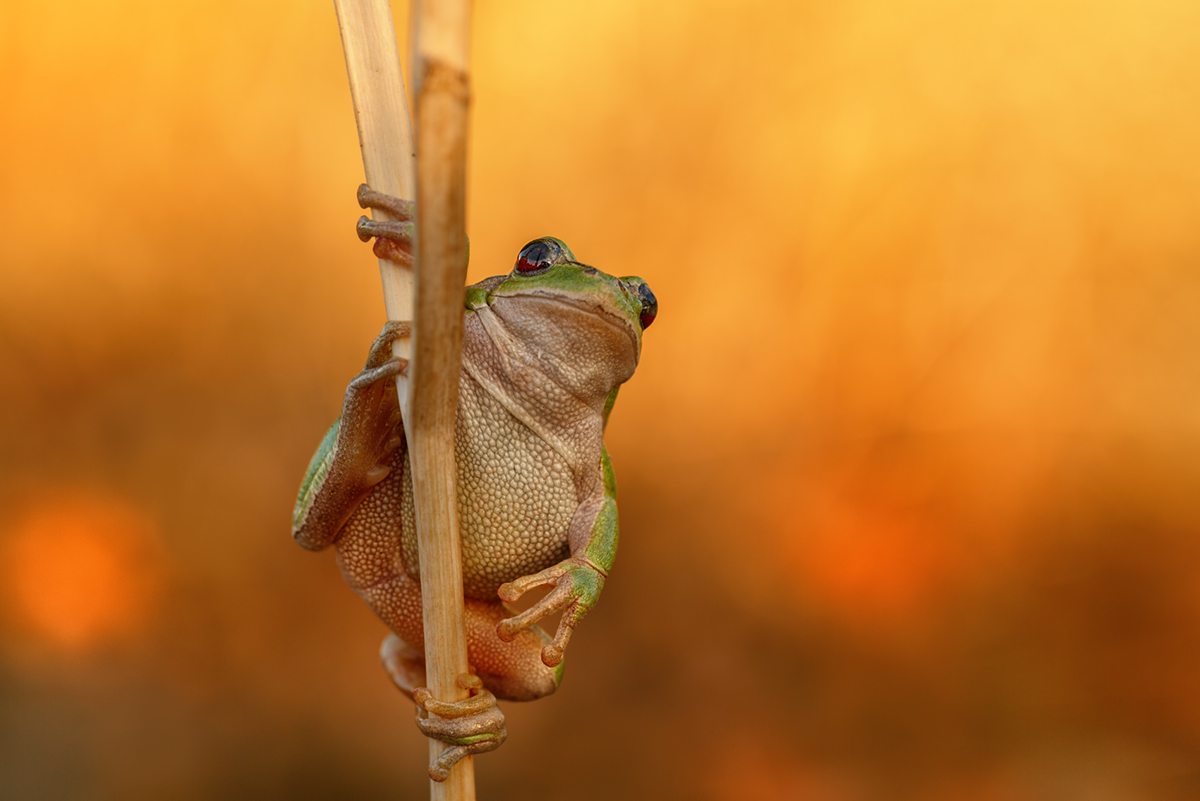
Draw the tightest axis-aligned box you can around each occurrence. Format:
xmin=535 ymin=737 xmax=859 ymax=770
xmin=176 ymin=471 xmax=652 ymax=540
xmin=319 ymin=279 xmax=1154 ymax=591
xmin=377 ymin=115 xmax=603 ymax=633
xmin=293 ymin=417 xmax=341 ymax=531
xmin=582 ymin=446 xmax=619 ymax=574
xmin=601 ymin=387 xmax=619 ymax=429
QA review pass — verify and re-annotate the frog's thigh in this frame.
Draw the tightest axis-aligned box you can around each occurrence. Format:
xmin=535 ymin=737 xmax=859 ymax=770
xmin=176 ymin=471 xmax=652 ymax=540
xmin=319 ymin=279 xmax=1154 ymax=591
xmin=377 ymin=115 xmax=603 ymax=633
xmin=381 ymin=633 xmax=426 ymax=695
xmin=465 ymin=599 xmax=560 ymax=703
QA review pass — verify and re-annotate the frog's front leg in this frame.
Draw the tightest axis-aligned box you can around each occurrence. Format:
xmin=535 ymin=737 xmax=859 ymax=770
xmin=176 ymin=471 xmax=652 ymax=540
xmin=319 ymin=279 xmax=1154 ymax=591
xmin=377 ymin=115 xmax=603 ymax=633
xmin=292 ymin=320 xmax=410 ymax=551
xmin=414 ymin=673 xmax=507 ymax=782
xmin=496 ymin=447 xmax=619 ymax=668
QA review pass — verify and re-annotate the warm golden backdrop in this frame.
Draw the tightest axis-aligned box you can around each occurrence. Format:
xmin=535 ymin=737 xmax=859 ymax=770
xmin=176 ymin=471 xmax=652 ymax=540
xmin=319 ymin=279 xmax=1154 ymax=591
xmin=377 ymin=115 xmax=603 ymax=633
xmin=3 ymin=0 xmax=1200 ymax=798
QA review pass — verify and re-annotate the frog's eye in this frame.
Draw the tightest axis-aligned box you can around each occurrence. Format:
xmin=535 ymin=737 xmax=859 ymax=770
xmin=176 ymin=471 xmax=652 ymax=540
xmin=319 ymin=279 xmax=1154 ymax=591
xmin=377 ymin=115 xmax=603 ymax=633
xmin=514 ymin=238 xmax=561 ymax=275
xmin=637 ymin=283 xmax=657 ymax=329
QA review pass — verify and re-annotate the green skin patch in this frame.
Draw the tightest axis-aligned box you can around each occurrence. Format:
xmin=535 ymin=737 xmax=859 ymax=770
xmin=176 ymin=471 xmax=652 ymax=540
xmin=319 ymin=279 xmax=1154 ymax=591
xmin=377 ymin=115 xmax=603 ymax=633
xmin=445 ymin=733 xmax=502 ymax=746
xmin=293 ymin=416 xmax=340 ymax=532
xmin=584 ymin=447 xmax=619 ymax=574
xmin=602 ymin=387 xmax=620 ymax=428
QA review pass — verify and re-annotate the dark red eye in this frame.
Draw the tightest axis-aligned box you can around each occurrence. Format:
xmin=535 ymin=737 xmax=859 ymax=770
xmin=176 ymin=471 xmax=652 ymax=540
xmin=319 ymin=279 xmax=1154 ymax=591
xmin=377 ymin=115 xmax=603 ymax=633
xmin=637 ymin=283 xmax=657 ymax=329
xmin=515 ymin=238 xmax=560 ymax=274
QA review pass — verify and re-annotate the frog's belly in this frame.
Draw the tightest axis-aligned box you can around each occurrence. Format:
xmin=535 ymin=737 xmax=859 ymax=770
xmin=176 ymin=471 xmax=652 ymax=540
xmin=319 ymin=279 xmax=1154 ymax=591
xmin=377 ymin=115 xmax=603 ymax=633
xmin=400 ymin=375 xmax=577 ymax=600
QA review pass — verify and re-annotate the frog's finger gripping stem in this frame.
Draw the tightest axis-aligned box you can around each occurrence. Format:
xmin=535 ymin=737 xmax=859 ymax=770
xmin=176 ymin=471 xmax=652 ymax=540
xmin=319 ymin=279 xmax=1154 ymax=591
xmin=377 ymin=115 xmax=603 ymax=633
xmin=361 ymin=320 xmax=411 ymax=364
xmin=356 ymin=218 xmax=415 ymax=268
xmin=413 ymin=674 xmax=507 ymax=782
xmin=357 ymin=183 xmax=414 ymax=220
xmin=348 ymin=358 xmax=408 ymax=393
xmin=356 ymin=184 xmax=416 ymax=268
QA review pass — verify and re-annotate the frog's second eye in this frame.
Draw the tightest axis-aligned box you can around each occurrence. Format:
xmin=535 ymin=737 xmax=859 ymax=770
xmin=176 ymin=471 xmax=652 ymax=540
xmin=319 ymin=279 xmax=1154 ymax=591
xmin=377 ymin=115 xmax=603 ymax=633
xmin=514 ymin=238 xmax=562 ymax=275
xmin=637 ymin=283 xmax=657 ymax=329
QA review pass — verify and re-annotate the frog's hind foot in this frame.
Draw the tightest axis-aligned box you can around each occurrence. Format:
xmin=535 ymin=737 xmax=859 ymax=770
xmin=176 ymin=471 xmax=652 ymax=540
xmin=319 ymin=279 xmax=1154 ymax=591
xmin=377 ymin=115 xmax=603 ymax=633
xmin=413 ymin=673 xmax=507 ymax=782
xmin=382 ymin=637 xmax=508 ymax=781
xmin=356 ymin=184 xmax=415 ymax=268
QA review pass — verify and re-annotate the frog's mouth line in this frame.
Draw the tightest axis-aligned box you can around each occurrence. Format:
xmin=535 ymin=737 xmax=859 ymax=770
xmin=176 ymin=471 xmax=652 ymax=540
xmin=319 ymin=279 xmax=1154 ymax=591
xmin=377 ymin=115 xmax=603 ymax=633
xmin=503 ymin=290 xmax=641 ymax=357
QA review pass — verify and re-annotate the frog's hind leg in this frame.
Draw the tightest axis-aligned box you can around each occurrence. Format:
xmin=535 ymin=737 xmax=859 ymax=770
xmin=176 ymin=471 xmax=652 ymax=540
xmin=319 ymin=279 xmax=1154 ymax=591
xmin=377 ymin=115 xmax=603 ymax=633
xmin=381 ymin=633 xmax=427 ymax=695
xmin=382 ymin=600 xmax=561 ymax=703
xmin=465 ymin=599 xmax=561 ymax=703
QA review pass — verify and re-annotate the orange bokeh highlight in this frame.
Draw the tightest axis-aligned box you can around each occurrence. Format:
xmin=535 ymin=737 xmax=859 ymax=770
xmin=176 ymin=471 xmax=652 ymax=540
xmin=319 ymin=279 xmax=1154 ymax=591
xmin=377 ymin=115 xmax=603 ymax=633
xmin=3 ymin=493 xmax=162 ymax=648
xmin=776 ymin=475 xmax=969 ymax=628
xmin=798 ymin=512 xmax=959 ymax=624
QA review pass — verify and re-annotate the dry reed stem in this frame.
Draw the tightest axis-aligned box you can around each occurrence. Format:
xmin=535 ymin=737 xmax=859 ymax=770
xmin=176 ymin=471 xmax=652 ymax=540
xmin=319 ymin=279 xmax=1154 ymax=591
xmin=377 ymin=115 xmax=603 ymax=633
xmin=410 ymin=0 xmax=474 ymax=797
xmin=334 ymin=0 xmax=475 ymax=798
xmin=333 ymin=0 xmax=415 ymax=422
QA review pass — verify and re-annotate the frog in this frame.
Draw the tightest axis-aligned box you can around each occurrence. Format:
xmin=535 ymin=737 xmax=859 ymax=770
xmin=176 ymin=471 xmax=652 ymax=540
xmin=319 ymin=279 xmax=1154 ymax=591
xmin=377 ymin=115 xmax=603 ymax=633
xmin=292 ymin=184 xmax=656 ymax=781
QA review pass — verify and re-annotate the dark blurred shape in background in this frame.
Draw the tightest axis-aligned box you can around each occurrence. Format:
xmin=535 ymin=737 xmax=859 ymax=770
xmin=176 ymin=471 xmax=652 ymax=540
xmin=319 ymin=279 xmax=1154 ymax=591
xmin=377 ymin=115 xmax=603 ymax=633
xmin=3 ymin=0 xmax=1200 ymax=798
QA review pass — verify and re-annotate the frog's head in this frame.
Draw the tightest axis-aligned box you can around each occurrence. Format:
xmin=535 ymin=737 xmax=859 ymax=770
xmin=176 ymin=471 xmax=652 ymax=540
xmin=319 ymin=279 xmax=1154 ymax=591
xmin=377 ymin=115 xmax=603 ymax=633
xmin=475 ymin=237 xmax=657 ymax=403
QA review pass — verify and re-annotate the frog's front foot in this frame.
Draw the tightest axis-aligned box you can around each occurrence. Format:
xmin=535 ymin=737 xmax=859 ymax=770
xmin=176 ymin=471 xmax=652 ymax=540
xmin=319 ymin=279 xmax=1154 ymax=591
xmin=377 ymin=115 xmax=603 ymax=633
xmin=413 ymin=673 xmax=507 ymax=782
xmin=356 ymin=184 xmax=415 ymax=268
xmin=495 ymin=557 xmax=606 ymax=668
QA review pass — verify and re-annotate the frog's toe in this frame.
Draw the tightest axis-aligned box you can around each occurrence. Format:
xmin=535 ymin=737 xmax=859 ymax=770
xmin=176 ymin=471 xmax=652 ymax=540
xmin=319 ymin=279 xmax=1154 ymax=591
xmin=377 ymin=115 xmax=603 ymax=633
xmin=541 ymin=599 xmax=587 ymax=668
xmin=348 ymin=357 xmax=408 ymax=392
xmin=413 ymin=673 xmax=507 ymax=782
xmin=496 ymin=581 xmax=572 ymax=642
xmin=424 ymin=737 xmax=504 ymax=783
xmin=356 ymin=216 xmax=415 ymax=268
xmin=357 ymin=183 xmax=415 ymax=220
xmin=363 ymin=320 xmax=411 ymax=368
xmin=356 ymin=216 xmax=415 ymax=244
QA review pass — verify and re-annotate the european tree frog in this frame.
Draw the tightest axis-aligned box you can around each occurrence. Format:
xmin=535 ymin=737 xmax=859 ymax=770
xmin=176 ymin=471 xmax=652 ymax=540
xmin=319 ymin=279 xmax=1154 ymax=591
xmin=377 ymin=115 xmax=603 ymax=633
xmin=292 ymin=185 xmax=656 ymax=779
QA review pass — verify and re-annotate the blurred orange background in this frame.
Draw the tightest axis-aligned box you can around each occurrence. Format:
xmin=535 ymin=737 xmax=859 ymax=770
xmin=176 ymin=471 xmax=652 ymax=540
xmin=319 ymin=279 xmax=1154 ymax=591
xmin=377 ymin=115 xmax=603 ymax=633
xmin=3 ymin=0 xmax=1200 ymax=798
